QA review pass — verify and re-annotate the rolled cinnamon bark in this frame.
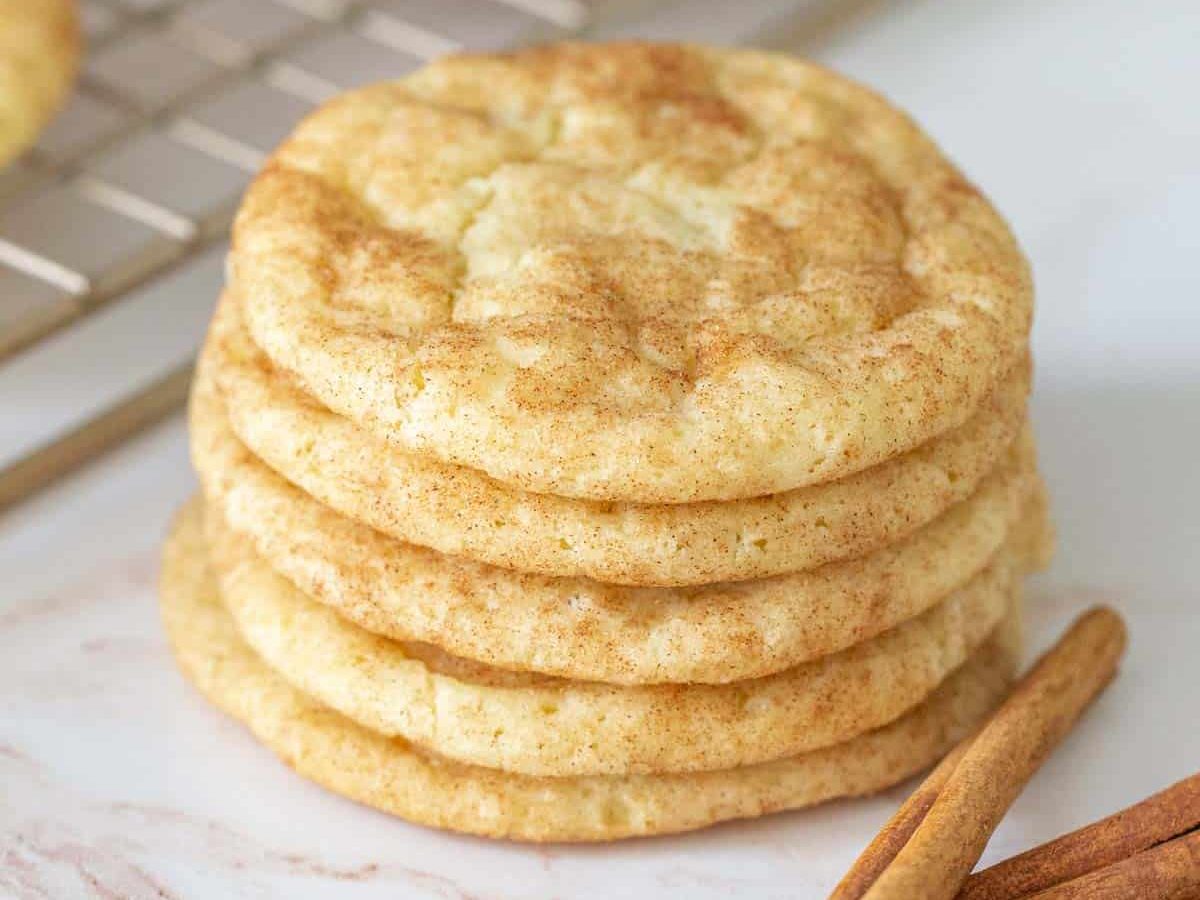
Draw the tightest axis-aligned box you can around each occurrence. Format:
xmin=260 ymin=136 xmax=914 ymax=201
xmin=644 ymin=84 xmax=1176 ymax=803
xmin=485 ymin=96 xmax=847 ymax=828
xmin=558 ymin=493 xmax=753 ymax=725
xmin=960 ymin=772 xmax=1200 ymax=899
xmin=830 ymin=606 xmax=1128 ymax=900
xmin=1021 ymin=829 xmax=1200 ymax=900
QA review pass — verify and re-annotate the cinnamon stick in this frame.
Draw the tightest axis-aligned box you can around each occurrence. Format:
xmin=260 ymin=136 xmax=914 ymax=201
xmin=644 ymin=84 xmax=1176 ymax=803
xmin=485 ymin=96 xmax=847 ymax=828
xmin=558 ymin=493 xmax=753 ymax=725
xmin=830 ymin=739 xmax=974 ymax=900
xmin=829 ymin=606 xmax=1127 ymax=900
xmin=1022 ymin=828 xmax=1200 ymax=899
xmin=959 ymin=772 xmax=1200 ymax=899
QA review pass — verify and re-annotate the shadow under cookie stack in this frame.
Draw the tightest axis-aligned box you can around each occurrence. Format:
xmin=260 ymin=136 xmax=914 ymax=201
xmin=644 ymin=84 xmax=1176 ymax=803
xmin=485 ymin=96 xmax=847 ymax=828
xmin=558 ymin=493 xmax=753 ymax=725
xmin=163 ymin=42 xmax=1051 ymax=842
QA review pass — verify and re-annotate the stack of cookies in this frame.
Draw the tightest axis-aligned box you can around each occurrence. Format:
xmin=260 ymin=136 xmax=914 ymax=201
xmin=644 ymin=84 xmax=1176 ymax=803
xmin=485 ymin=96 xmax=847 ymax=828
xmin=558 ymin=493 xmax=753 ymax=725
xmin=163 ymin=42 xmax=1051 ymax=842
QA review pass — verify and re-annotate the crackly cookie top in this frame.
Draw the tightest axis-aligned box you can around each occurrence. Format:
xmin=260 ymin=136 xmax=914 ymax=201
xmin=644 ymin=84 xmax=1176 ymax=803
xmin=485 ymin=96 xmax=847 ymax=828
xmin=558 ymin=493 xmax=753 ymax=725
xmin=0 ymin=0 xmax=78 ymax=168
xmin=231 ymin=42 xmax=1032 ymax=502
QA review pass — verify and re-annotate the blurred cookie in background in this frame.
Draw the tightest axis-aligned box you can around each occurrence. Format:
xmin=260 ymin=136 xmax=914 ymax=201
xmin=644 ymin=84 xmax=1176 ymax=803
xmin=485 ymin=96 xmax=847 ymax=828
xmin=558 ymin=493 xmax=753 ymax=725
xmin=0 ymin=0 xmax=78 ymax=168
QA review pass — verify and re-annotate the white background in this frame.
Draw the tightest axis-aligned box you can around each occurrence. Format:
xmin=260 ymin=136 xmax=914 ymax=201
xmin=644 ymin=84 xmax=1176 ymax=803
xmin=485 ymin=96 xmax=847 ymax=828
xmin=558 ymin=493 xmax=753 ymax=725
xmin=1 ymin=0 xmax=1197 ymax=896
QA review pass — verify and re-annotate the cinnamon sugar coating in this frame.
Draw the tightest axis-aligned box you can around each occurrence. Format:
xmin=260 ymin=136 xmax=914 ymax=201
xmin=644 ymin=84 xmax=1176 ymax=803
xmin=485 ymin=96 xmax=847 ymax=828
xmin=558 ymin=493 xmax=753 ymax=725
xmin=231 ymin=42 xmax=1032 ymax=502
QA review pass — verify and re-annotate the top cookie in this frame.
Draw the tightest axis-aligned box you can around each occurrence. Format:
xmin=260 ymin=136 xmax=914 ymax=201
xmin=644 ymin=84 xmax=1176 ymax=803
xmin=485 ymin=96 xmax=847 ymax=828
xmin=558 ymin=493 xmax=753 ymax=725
xmin=0 ymin=0 xmax=78 ymax=167
xmin=232 ymin=42 xmax=1032 ymax=502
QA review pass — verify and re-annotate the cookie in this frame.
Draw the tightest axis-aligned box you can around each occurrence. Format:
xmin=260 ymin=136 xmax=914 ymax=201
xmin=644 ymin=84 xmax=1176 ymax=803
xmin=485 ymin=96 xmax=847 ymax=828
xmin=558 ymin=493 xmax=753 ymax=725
xmin=0 ymin=0 xmax=78 ymax=167
xmin=207 ymin=499 xmax=1022 ymax=776
xmin=231 ymin=43 xmax=1031 ymax=502
xmin=210 ymin=291 xmax=1030 ymax=586
xmin=193 ymin=354 xmax=1038 ymax=686
xmin=162 ymin=498 xmax=1024 ymax=841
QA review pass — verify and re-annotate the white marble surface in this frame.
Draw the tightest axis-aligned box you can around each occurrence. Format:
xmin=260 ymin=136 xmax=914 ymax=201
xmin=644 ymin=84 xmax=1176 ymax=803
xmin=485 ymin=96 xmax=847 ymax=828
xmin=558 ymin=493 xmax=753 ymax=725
xmin=2 ymin=0 xmax=1199 ymax=897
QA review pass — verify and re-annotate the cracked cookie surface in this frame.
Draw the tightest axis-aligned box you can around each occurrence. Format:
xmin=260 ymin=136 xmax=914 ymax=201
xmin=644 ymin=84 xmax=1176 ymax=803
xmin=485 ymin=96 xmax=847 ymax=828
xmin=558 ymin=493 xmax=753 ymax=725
xmin=231 ymin=42 xmax=1032 ymax=502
